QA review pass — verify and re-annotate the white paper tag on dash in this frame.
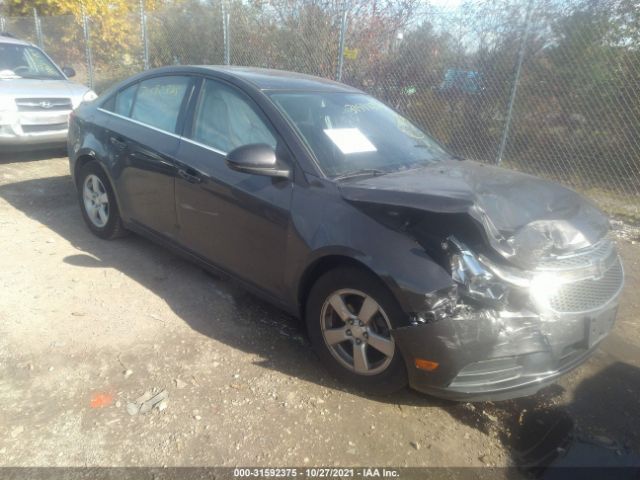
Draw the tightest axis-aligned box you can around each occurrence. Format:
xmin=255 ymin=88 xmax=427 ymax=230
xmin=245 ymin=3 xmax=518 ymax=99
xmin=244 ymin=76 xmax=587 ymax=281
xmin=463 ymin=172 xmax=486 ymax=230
xmin=323 ymin=128 xmax=377 ymax=154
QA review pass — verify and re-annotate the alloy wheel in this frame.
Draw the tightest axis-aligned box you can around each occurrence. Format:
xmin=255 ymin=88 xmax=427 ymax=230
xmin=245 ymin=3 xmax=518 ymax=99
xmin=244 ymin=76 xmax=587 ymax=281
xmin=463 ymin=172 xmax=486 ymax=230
xmin=320 ymin=288 xmax=395 ymax=376
xmin=83 ymin=174 xmax=109 ymax=228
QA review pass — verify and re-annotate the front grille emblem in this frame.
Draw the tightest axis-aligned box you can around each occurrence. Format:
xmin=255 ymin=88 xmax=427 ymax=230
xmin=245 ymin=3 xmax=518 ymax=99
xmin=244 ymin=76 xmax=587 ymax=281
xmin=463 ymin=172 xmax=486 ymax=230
xmin=39 ymin=101 xmax=53 ymax=109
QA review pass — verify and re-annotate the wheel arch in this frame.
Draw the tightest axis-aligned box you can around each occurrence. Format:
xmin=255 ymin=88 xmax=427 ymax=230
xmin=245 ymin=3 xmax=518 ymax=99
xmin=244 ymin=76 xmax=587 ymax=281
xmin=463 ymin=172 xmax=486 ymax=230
xmin=73 ymin=152 xmax=97 ymax=186
xmin=295 ymin=242 xmax=456 ymax=327
xmin=297 ymin=254 xmax=400 ymax=322
xmin=74 ymin=153 xmax=125 ymax=221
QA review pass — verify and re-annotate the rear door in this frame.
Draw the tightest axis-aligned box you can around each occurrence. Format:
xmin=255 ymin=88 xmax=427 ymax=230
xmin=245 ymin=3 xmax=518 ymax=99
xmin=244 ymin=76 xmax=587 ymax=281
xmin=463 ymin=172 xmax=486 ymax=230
xmin=174 ymin=77 xmax=293 ymax=296
xmin=101 ymin=75 xmax=194 ymax=239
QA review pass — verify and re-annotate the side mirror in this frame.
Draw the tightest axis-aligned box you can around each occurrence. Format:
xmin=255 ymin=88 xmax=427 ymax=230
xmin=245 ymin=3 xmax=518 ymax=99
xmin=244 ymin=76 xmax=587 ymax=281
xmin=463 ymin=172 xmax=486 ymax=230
xmin=226 ymin=144 xmax=291 ymax=179
xmin=62 ymin=66 xmax=76 ymax=78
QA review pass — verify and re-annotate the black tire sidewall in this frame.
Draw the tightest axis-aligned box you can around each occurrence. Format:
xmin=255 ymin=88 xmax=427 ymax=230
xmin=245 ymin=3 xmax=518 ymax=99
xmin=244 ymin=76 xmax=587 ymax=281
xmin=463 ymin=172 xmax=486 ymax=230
xmin=77 ymin=162 xmax=122 ymax=239
xmin=306 ymin=266 xmax=408 ymax=395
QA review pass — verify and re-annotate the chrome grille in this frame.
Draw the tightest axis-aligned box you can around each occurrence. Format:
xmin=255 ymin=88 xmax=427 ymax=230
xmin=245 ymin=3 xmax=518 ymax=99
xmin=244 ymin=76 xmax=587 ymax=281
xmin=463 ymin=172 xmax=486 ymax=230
xmin=15 ymin=98 xmax=72 ymax=112
xmin=536 ymin=238 xmax=614 ymax=270
xmin=549 ymin=257 xmax=623 ymax=313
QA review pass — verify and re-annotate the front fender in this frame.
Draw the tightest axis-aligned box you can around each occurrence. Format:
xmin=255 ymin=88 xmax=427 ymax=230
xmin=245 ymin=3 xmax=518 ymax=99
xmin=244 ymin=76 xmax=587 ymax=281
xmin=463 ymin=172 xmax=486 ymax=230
xmin=289 ymin=180 xmax=455 ymax=321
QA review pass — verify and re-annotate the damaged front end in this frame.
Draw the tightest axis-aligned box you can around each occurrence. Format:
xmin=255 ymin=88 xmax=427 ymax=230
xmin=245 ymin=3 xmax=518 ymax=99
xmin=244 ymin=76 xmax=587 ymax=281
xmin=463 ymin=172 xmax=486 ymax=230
xmin=338 ymin=162 xmax=624 ymax=400
xmin=393 ymin=236 xmax=623 ymax=401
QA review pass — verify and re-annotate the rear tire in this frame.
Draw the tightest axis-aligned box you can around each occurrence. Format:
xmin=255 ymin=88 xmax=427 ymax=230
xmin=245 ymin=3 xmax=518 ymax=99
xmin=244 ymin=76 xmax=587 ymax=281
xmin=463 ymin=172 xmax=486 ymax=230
xmin=77 ymin=161 xmax=127 ymax=240
xmin=306 ymin=266 xmax=408 ymax=395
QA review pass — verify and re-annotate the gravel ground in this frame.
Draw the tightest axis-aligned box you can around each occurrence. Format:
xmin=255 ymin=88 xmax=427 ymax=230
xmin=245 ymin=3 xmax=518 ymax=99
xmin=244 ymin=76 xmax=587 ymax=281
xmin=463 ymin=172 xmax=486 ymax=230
xmin=0 ymin=151 xmax=639 ymax=473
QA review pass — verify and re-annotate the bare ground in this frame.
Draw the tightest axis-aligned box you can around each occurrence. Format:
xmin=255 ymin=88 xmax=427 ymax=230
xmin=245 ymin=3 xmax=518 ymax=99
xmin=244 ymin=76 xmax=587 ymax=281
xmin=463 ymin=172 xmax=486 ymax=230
xmin=0 ymin=152 xmax=639 ymax=472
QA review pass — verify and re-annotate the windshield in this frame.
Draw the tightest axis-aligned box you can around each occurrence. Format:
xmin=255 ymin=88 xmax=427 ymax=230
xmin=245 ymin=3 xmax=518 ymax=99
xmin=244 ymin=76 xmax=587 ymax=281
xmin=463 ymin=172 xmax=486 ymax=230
xmin=0 ymin=44 xmax=63 ymax=80
xmin=270 ymin=92 xmax=451 ymax=178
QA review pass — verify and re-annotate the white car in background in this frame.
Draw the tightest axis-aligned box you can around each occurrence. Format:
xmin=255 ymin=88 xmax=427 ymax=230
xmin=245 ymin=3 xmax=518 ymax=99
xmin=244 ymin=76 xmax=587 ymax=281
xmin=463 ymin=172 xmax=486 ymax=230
xmin=0 ymin=33 xmax=97 ymax=149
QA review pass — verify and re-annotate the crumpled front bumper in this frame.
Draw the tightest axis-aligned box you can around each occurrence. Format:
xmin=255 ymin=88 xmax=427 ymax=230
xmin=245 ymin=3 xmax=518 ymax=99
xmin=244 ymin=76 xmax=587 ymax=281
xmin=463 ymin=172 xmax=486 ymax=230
xmin=392 ymin=258 xmax=623 ymax=402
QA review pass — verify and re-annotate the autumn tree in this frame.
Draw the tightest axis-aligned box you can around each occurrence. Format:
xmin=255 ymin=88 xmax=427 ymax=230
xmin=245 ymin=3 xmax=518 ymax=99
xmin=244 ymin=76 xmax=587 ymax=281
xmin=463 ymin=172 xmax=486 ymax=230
xmin=2 ymin=0 xmax=164 ymax=89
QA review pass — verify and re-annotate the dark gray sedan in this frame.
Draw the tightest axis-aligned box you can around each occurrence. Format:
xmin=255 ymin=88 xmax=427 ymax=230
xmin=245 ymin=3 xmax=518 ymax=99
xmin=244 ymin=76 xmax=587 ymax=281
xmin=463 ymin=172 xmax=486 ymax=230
xmin=67 ymin=66 xmax=623 ymax=400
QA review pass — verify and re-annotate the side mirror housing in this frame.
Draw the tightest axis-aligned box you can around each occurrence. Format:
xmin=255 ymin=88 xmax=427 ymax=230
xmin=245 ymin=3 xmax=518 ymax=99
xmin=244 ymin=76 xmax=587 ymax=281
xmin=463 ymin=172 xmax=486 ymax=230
xmin=62 ymin=66 xmax=76 ymax=78
xmin=226 ymin=144 xmax=291 ymax=179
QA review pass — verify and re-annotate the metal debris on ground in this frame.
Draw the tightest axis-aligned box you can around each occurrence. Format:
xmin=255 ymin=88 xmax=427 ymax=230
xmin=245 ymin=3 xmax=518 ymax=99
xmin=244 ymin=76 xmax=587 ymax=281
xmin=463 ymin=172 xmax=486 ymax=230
xmin=126 ymin=389 xmax=169 ymax=416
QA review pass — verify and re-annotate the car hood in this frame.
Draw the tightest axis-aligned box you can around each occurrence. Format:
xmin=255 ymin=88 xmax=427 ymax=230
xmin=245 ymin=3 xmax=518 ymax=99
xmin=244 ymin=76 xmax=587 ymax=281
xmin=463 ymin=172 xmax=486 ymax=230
xmin=0 ymin=78 xmax=90 ymax=104
xmin=338 ymin=160 xmax=610 ymax=268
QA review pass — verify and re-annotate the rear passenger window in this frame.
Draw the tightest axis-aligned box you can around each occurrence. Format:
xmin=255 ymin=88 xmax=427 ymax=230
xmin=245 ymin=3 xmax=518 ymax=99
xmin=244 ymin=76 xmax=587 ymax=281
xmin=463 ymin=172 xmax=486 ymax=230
xmin=130 ymin=76 xmax=191 ymax=133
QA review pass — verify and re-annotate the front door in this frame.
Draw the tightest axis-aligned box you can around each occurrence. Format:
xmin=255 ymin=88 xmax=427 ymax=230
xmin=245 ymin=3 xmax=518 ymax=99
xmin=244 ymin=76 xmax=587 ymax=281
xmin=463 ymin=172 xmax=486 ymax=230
xmin=174 ymin=78 xmax=293 ymax=297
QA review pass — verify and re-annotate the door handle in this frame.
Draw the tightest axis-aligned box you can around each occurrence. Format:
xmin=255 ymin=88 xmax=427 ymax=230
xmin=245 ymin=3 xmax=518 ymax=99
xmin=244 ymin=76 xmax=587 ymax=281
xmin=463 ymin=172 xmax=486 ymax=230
xmin=109 ymin=136 xmax=126 ymax=150
xmin=178 ymin=168 xmax=202 ymax=184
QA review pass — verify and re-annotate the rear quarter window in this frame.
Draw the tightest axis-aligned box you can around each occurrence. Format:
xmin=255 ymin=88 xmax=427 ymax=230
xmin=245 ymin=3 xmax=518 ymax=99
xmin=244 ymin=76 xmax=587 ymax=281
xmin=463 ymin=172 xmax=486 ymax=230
xmin=102 ymin=83 xmax=138 ymax=117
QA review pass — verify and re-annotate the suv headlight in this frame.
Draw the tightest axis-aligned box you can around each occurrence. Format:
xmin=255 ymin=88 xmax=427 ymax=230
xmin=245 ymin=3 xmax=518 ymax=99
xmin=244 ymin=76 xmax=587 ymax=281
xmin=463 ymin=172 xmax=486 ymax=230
xmin=82 ymin=90 xmax=98 ymax=103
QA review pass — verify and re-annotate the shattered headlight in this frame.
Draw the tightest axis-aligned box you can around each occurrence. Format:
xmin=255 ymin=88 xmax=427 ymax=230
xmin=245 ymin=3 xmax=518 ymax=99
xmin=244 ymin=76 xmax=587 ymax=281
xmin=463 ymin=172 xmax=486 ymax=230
xmin=447 ymin=237 xmax=531 ymax=306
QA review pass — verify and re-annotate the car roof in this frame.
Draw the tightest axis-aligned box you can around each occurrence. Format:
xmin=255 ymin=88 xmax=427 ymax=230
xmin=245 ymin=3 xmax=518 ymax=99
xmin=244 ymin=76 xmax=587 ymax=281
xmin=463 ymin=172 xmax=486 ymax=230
xmin=0 ymin=35 xmax=32 ymax=46
xmin=146 ymin=65 xmax=362 ymax=94
xmin=206 ymin=66 xmax=361 ymax=93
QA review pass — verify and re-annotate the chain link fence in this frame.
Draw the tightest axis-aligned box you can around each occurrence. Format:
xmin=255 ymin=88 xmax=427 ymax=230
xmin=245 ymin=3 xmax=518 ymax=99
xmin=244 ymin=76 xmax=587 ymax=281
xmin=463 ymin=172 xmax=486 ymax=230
xmin=2 ymin=0 xmax=639 ymax=220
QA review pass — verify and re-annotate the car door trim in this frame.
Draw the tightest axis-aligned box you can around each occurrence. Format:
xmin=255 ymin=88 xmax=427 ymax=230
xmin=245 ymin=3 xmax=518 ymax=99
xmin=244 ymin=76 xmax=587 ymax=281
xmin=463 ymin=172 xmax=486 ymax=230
xmin=98 ymin=108 xmax=183 ymax=140
xmin=179 ymin=136 xmax=228 ymax=156
xmin=97 ymin=108 xmax=228 ymax=157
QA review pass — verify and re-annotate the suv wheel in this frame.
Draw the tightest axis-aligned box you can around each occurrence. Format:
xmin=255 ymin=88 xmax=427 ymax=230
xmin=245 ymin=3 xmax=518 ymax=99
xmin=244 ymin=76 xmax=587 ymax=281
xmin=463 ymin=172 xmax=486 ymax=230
xmin=306 ymin=267 xmax=408 ymax=395
xmin=77 ymin=161 xmax=126 ymax=239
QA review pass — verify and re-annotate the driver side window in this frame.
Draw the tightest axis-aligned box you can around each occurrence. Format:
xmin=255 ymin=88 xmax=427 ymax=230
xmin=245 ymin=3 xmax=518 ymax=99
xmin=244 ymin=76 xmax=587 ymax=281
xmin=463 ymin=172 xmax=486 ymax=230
xmin=190 ymin=79 xmax=276 ymax=153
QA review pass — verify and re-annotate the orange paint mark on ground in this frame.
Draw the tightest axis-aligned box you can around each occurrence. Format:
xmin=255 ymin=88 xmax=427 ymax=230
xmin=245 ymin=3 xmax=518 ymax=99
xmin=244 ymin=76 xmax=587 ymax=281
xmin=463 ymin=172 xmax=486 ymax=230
xmin=89 ymin=392 xmax=114 ymax=408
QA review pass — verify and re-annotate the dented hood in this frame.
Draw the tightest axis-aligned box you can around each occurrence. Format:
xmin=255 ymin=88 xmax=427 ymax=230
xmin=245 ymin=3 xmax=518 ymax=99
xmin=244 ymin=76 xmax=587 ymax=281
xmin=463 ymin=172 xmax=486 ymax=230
xmin=339 ymin=160 xmax=609 ymax=267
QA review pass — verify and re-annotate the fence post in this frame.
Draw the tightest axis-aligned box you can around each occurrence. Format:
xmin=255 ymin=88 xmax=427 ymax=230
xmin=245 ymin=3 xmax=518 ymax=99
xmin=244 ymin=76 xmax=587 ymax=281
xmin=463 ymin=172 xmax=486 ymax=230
xmin=139 ymin=0 xmax=149 ymax=70
xmin=82 ymin=8 xmax=94 ymax=89
xmin=33 ymin=8 xmax=44 ymax=48
xmin=222 ymin=2 xmax=230 ymax=65
xmin=336 ymin=4 xmax=348 ymax=82
xmin=496 ymin=0 xmax=534 ymax=165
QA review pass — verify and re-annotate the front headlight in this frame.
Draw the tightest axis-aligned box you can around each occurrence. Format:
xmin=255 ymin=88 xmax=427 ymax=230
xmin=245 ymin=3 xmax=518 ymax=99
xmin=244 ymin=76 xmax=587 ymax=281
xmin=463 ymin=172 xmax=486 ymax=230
xmin=82 ymin=90 xmax=98 ymax=103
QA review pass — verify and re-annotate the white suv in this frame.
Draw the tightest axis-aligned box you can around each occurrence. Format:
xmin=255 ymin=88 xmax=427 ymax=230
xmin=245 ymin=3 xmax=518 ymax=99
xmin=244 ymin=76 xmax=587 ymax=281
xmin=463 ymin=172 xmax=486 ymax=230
xmin=0 ymin=34 xmax=97 ymax=149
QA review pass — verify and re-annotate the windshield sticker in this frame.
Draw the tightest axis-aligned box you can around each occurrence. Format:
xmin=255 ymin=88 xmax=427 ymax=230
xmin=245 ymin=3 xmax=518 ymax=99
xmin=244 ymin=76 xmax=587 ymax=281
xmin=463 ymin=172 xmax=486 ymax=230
xmin=324 ymin=128 xmax=377 ymax=154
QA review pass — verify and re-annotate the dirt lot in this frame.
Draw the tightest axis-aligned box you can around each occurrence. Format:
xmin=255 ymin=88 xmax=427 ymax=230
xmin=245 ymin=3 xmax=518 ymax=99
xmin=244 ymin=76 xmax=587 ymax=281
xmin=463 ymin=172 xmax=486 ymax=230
xmin=1 ymin=151 xmax=639 ymax=474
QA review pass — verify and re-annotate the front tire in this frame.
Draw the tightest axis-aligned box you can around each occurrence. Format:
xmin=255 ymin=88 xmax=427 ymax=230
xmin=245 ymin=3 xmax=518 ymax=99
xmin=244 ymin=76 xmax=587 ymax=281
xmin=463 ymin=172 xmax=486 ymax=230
xmin=77 ymin=161 xmax=126 ymax=240
xmin=306 ymin=267 xmax=408 ymax=395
